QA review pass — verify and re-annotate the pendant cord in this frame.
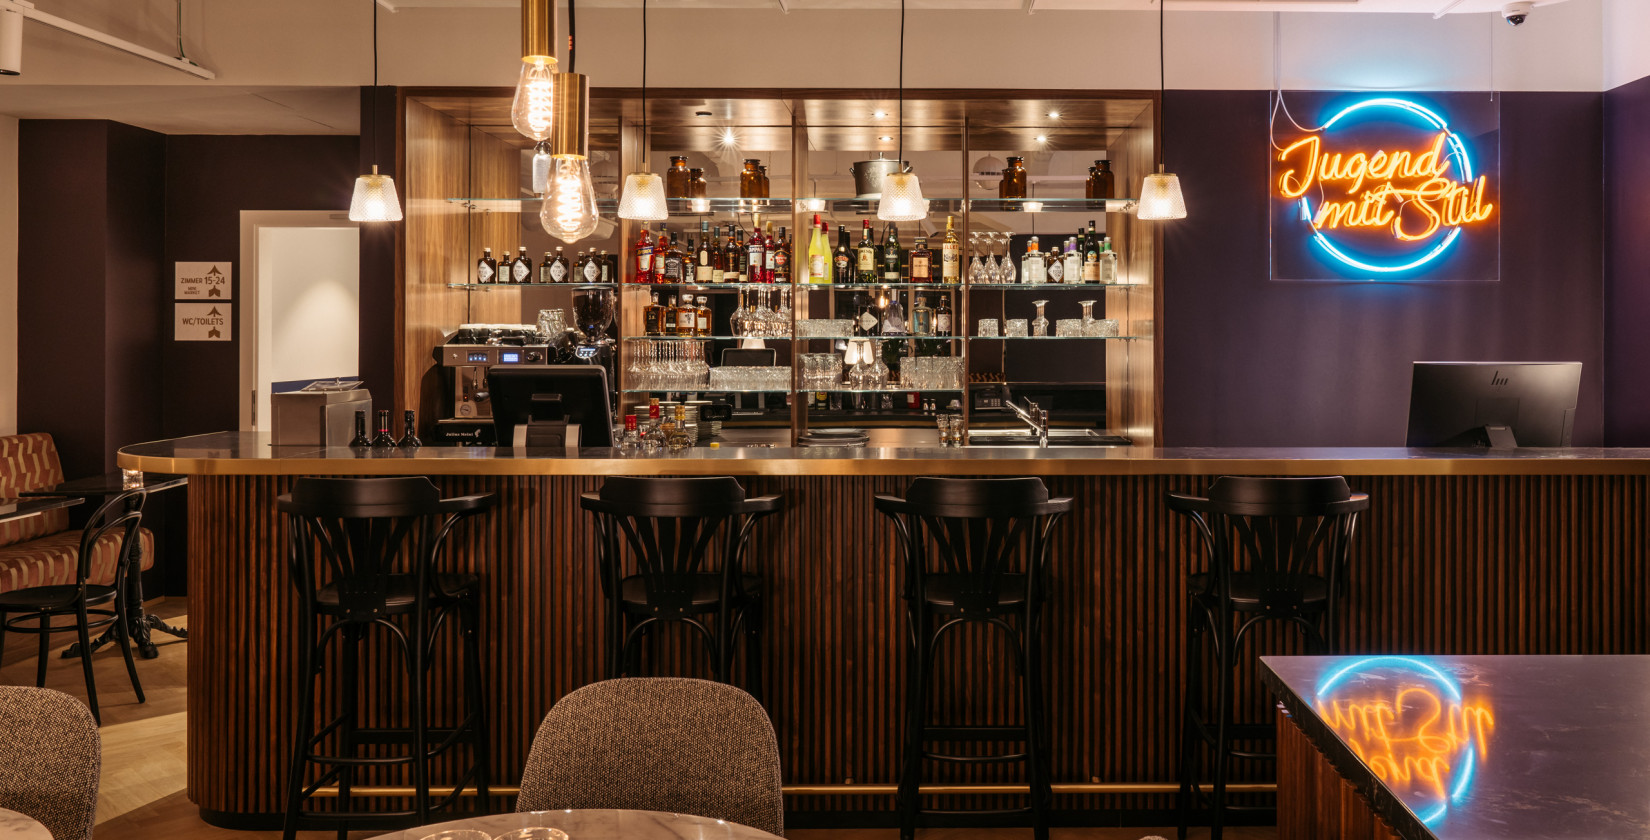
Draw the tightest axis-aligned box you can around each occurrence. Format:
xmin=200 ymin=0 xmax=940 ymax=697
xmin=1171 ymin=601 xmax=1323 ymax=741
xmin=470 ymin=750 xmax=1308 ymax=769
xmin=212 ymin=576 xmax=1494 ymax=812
xmin=640 ymin=0 xmax=647 ymax=166
xmin=370 ymin=0 xmax=378 ymax=167
xmin=569 ymin=0 xmax=576 ymax=73
xmin=897 ymin=0 xmax=905 ymax=163
xmin=1158 ymin=0 xmax=1164 ymax=168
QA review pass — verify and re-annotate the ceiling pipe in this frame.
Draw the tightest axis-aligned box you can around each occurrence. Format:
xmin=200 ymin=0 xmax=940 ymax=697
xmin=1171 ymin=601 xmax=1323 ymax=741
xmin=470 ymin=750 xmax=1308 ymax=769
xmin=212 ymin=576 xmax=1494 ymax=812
xmin=0 ymin=0 xmax=214 ymax=79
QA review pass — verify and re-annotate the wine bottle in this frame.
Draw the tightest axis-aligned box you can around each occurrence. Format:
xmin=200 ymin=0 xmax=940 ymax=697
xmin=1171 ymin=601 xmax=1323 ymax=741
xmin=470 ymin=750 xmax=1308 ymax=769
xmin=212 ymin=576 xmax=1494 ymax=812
xmin=349 ymin=410 xmax=371 ymax=448
xmin=397 ymin=409 xmax=422 ymax=448
xmin=371 ymin=409 xmax=398 ymax=448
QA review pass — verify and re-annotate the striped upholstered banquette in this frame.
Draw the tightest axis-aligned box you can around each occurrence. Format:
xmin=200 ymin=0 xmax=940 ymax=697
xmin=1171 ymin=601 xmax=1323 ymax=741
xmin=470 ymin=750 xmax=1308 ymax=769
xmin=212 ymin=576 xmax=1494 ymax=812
xmin=0 ymin=434 xmax=154 ymax=594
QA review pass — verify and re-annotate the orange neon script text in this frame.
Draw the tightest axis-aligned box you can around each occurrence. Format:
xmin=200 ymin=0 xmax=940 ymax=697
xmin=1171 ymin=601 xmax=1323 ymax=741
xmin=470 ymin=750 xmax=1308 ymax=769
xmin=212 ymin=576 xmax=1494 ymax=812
xmin=1316 ymin=688 xmax=1494 ymax=801
xmin=1277 ymin=132 xmax=1495 ymax=242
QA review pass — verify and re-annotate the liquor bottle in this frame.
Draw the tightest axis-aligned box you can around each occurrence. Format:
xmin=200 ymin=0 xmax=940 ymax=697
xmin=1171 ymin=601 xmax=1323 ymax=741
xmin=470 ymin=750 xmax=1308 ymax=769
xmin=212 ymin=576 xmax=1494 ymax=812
xmin=662 ymin=236 xmax=686 ymax=284
xmin=856 ymin=220 xmax=878 ymax=284
xmin=711 ymin=226 xmax=727 ymax=283
xmin=747 ymin=226 xmax=766 ymax=284
xmin=941 ymin=215 xmax=961 ymax=284
xmin=834 ymin=225 xmax=853 ymax=284
xmin=911 ymin=295 xmax=934 ymax=336
xmin=660 ymin=293 xmax=679 ymax=335
xmin=397 ymin=409 xmax=422 ymax=448
xmin=774 ymin=226 xmax=791 ymax=285
xmin=548 ymin=246 xmax=570 ymax=283
xmin=582 ymin=248 xmax=603 ymax=283
xmin=645 ymin=291 xmax=664 ymax=336
xmin=696 ymin=221 xmax=713 ymax=283
xmin=619 ymin=414 xmax=641 ymax=451
xmin=476 ymin=247 xmax=497 ymax=284
xmin=1083 ymin=221 xmax=1102 ymax=283
xmin=933 ymin=294 xmax=953 ymax=337
xmin=541 ymin=251 xmax=554 ymax=284
xmin=349 ymin=410 xmax=371 ymax=448
xmin=599 ymin=249 xmax=613 ymax=283
xmin=881 ymin=223 xmax=902 ymax=283
xmin=734 ymin=228 xmax=748 ymax=283
xmin=1023 ymin=237 xmax=1047 ymax=284
xmin=908 ymin=235 xmax=932 ymax=283
xmin=696 ymin=295 xmax=712 ymax=337
xmin=509 ymin=247 xmax=532 ymax=284
xmin=371 ymin=409 xmax=398 ymax=448
xmin=1046 ymin=240 xmax=1065 ymax=284
xmin=1091 ymin=159 xmax=1116 ymax=200
xmin=853 ymin=290 xmax=879 ymax=337
xmin=880 ymin=289 xmax=908 ymax=336
xmin=1099 ymin=238 xmax=1118 ymax=284
xmin=763 ymin=222 xmax=779 ymax=284
xmin=1064 ymin=238 xmax=1082 ymax=286
xmin=808 ymin=214 xmax=829 ymax=284
xmin=675 ymin=292 xmax=698 ymax=336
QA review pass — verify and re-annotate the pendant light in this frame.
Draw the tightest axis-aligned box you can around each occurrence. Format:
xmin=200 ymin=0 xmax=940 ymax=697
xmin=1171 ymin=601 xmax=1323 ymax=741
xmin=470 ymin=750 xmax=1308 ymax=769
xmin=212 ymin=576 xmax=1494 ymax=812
xmin=617 ymin=0 xmax=667 ymax=221
xmin=878 ymin=0 xmax=927 ymax=223
xmin=1137 ymin=0 xmax=1187 ymax=221
xmin=348 ymin=0 xmax=402 ymax=223
xmin=516 ymin=0 xmax=600 ymax=243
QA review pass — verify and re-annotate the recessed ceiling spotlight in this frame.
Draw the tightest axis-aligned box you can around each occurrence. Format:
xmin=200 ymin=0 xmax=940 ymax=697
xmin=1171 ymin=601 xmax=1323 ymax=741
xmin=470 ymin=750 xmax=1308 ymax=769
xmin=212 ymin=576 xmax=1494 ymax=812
xmin=695 ymin=110 xmax=712 ymax=117
xmin=1035 ymin=135 xmax=1048 ymax=143
xmin=1047 ymin=111 xmax=1061 ymax=119
xmin=874 ymin=110 xmax=887 ymax=118
xmin=879 ymin=135 xmax=893 ymax=141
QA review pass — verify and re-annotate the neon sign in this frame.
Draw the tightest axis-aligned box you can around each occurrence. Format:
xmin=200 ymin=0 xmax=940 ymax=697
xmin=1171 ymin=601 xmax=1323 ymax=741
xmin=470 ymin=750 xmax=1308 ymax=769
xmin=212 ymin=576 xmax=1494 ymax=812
xmin=1313 ymin=656 xmax=1495 ymax=827
xmin=1271 ymin=95 xmax=1500 ymax=280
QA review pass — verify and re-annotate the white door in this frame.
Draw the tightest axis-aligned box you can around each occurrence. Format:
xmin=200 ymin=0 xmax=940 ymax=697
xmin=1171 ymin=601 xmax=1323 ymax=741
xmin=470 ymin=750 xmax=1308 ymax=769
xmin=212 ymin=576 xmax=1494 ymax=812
xmin=239 ymin=212 xmax=361 ymax=430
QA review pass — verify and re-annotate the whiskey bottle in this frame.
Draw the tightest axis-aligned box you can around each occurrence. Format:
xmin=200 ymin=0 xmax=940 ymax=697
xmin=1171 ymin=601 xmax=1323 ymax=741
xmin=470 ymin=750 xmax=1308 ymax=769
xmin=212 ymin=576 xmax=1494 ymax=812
xmin=881 ymin=223 xmax=902 ymax=283
xmin=934 ymin=294 xmax=953 ymax=337
xmin=371 ymin=409 xmax=398 ymax=448
xmin=645 ymin=292 xmax=664 ymax=336
xmin=941 ymin=215 xmax=961 ymax=284
xmin=696 ymin=295 xmax=712 ymax=337
xmin=476 ymin=247 xmax=497 ymax=284
xmin=696 ymin=221 xmax=713 ymax=283
xmin=662 ymin=236 xmax=686 ymax=284
xmin=856 ymin=220 xmax=877 ymax=284
xmin=735 ymin=228 xmax=750 ymax=283
xmin=511 ymin=246 xmax=533 ymax=284
xmin=397 ymin=409 xmax=422 ymax=449
xmin=664 ymin=295 xmax=681 ymax=336
xmin=548 ymin=246 xmax=570 ymax=283
xmin=711 ymin=226 xmax=727 ymax=283
xmin=675 ymin=293 xmax=698 ymax=336
xmin=908 ymin=236 xmax=933 ymax=283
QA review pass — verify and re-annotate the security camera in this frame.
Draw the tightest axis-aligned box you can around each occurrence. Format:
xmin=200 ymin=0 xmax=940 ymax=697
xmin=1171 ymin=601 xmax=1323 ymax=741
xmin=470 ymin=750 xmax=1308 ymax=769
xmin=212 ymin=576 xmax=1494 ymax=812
xmin=1503 ymin=2 xmax=1533 ymax=26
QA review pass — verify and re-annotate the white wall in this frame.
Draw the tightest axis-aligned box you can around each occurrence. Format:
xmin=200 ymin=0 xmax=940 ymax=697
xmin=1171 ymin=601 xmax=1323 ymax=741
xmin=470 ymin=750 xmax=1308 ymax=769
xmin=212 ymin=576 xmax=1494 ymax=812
xmin=255 ymin=226 xmax=360 ymax=428
xmin=0 ymin=116 xmax=15 ymax=438
xmin=1603 ymin=0 xmax=1650 ymax=90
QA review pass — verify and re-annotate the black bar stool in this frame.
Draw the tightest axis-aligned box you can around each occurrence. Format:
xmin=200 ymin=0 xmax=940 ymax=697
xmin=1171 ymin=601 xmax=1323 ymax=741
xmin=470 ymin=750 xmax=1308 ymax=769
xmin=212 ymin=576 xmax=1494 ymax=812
xmin=875 ymin=477 xmax=1072 ymax=840
xmin=0 ymin=489 xmax=147 ymax=724
xmin=581 ymin=477 xmax=781 ymax=694
xmin=278 ymin=477 xmax=495 ymax=839
xmin=1168 ymin=476 xmax=1369 ymax=840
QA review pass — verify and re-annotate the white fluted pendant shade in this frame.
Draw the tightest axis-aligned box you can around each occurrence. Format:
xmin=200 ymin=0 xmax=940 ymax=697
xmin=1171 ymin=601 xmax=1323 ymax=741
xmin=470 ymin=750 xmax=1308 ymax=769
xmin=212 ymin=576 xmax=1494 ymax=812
xmin=877 ymin=171 xmax=928 ymax=222
xmin=618 ymin=172 xmax=669 ymax=221
xmin=1136 ymin=171 xmax=1187 ymax=220
xmin=348 ymin=165 xmax=403 ymax=222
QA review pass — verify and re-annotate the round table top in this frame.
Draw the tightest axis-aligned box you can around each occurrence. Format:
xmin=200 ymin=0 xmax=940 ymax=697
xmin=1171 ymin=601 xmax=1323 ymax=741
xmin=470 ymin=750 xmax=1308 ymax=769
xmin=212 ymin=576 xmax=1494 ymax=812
xmin=0 ymin=809 xmax=51 ymax=840
xmin=370 ymin=808 xmax=784 ymax=840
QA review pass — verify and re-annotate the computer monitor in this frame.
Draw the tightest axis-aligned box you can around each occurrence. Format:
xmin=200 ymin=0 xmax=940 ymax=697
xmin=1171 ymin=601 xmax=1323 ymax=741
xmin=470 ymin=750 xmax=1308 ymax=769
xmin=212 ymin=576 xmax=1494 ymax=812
xmin=1404 ymin=362 xmax=1581 ymax=448
xmin=488 ymin=365 xmax=614 ymax=449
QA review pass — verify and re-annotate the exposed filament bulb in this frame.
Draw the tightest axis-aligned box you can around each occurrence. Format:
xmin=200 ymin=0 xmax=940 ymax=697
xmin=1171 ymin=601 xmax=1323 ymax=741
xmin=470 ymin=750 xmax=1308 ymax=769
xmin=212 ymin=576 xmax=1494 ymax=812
xmin=511 ymin=56 xmax=558 ymax=142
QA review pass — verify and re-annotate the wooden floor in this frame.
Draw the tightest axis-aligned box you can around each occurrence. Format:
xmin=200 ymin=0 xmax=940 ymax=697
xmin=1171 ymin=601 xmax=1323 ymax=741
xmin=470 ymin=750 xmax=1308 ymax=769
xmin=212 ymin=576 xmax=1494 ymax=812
xmin=0 ymin=599 xmax=1272 ymax=840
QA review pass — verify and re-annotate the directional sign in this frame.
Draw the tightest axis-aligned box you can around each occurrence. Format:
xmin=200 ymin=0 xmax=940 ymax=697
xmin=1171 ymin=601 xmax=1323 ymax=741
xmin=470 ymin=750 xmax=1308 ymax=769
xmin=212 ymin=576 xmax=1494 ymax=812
xmin=176 ymin=303 xmax=231 ymax=341
xmin=176 ymin=261 xmax=232 ymax=300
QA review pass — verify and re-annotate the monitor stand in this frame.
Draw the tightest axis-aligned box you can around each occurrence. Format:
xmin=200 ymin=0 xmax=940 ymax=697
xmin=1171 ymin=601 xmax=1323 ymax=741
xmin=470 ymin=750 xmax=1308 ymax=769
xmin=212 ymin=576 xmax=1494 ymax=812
xmin=1482 ymin=424 xmax=1518 ymax=449
xmin=513 ymin=421 xmax=580 ymax=450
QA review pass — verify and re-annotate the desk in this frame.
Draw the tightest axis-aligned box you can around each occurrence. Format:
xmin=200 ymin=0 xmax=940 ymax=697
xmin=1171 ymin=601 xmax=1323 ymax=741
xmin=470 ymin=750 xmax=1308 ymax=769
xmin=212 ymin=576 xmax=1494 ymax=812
xmin=369 ymin=809 xmax=783 ymax=840
xmin=0 ymin=808 xmax=51 ymax=840
xmin=22 ymin=472 xmax=187 ymax=659
xmin=1263 ymin=655 xmax=1650 ymax=839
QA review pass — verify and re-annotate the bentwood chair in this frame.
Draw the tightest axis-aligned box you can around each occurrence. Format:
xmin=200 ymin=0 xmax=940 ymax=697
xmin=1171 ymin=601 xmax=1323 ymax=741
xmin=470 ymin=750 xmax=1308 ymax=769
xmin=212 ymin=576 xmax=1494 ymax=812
xmin=278 ymin=476 xmax=495 ymax=839
xmin=1168 ymin=476 xmax=1369 ymax=840
xmin=0 ymin=685 xmax=100 ymax=840
xmin=518 ymin=677 xmax=784 ymax=836
xmin=875 ymin=477 xmax=1073 ymax=840
xmin=580 ymin=477 xmax=781 ymax=694
xmin=0 ymin=489 xmax=147 ymax=724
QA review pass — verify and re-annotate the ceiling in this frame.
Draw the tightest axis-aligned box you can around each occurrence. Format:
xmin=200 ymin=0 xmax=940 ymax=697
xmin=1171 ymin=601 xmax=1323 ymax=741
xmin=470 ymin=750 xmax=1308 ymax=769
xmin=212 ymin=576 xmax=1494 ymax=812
xmin=382 ymin=0 xmax=1568 ymax=11
xmin=0 ymin=85 xmax=360 ymax=134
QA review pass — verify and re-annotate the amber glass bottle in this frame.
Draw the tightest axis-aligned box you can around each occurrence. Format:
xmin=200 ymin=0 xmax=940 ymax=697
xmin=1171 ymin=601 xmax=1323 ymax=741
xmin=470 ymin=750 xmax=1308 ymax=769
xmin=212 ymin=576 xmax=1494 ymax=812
xmin=999 ymin=156 xmax=1028 ymax=199
xmin=665 ymin=156 xmax=691 ymax=199
xmin=1088 ymin=159 xmax=1115 ymax=200
xmin=740 ymin=159 xmax=762 ymax=198
xmin=691 ymin=168 xmax=708 ymax=199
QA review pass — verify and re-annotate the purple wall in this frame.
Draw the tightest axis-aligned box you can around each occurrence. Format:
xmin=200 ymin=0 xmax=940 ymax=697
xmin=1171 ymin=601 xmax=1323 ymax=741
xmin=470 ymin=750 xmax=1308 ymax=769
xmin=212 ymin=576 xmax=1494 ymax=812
xmin=1161 ymin=90 xmax=1606 ymax=447
xmin=1604 ymin=75 xmax=1650 ymax=445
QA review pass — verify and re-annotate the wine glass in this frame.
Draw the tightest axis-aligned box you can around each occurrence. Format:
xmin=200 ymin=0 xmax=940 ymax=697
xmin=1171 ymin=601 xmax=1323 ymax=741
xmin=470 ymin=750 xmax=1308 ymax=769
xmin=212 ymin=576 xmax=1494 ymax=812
xmin=984 ymin=234 xmax=1003 ymax=284
xmin=998 ymin=232 xmax=1018 ymax=284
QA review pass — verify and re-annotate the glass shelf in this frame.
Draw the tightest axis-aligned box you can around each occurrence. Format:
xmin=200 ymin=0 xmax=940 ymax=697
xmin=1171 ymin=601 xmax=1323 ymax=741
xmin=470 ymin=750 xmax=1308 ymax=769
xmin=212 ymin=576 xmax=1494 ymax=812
xmin=444 ymin=196 xmax=1134 ymax=215
xmin=448 ymin=197 xmax=794 ymax=215
xmin=968 ymin=282 xmax=1139 ymax=290
xmin=971 ymin=335 xmax=1142 ymax=340
xmin=794 ymin=335 xmax=964 ymax=342
xmin=624 ymin=282 xmax=789 ymax=291
xmin=627 ymin=335 xmax=793 ymax=341
xmin=800 ymin=283 xmax=963 ymax=292
xmin=447 ymin=282 xmax=618 ymax=290
xmin=621 ymin=388 xmax=790 ymax=394
xmin=799 ymin=388 xmax=965 ymax=394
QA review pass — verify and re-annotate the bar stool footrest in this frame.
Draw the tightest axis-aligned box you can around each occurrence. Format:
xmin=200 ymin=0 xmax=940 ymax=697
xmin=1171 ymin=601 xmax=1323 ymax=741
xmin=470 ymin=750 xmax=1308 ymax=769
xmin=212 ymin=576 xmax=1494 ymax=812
xmin=921 ymin=724 xmax=1029 ymax=741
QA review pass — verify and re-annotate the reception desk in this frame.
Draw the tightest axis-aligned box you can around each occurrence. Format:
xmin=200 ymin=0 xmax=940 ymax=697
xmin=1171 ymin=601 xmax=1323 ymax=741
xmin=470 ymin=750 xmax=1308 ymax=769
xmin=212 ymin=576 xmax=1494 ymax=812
xmin=118 ymin=433 xmax=1650 ymax=827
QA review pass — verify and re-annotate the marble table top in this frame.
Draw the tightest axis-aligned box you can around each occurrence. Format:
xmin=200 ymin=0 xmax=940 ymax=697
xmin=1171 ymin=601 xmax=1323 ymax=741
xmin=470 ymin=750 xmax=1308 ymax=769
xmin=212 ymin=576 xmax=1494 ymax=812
xmin=0 ymin=809 xmax=51 ymax=840
xmin=370 ymin=808 xmax=784 ymax=840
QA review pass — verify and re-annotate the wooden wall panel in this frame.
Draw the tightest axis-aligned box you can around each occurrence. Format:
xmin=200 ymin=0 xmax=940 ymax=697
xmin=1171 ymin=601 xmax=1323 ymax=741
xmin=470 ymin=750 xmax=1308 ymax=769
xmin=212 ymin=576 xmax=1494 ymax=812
xmin=466 ymin=128 xmax=526 ymax=326
xmin=403 ymin=100 xmax=473 ymax=427
xmin=1106 ymin=101 xmax=1159 ymax=446
xmin=1276 ymin=709 xmax=1401 ymax=840
xmin=188 ymin=472 xmax=1650 ymax=823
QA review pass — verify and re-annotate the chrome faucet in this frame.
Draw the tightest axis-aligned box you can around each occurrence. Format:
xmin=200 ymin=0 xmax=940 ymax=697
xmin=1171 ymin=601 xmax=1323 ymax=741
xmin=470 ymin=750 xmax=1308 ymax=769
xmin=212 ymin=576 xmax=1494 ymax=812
xmin=1007 ymin=398 xmax=1050 ymax=448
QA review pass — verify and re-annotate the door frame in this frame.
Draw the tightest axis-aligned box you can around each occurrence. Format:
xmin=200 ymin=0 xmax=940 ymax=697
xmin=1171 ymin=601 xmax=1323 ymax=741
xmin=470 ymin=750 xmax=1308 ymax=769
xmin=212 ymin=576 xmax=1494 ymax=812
xmin=237 ymin=210 xmax=360 ymax=431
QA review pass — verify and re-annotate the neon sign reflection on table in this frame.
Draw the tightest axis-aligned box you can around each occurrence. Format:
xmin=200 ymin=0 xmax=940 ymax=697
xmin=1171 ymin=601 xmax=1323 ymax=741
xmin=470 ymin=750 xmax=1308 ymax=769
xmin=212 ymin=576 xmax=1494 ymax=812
xmin=1312 ymin=656 xmax=1495 ymax=827
xmin=1276 ymin=98 xmax=1496 ymax=275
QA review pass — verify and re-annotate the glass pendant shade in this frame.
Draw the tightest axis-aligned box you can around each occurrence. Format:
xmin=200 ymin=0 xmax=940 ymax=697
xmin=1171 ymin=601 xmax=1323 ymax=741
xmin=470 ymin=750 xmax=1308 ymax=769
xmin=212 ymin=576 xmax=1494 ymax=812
xmin=541 ymin=156 xmax=600 ymax=243
xmin=348 ymin=165 xmax=403 ymax=222
xmin=531 ymin=142 xmax=552 ymax=194
xmin=511 ymin=56 xmax=558 ymax=142
xmin=877 ymin=171 xmax=928 ymax=222
xmin=618 ymin=171 xmax=669 ymax=221
xmin=1137 ymin=170 xmax=1187 ymax=220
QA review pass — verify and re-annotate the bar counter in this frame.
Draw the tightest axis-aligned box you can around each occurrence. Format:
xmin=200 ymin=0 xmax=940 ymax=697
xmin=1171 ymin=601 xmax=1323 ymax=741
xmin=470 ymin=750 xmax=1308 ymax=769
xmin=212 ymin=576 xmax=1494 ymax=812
xmin=121 ymin=433 xmax=1650 ymax=827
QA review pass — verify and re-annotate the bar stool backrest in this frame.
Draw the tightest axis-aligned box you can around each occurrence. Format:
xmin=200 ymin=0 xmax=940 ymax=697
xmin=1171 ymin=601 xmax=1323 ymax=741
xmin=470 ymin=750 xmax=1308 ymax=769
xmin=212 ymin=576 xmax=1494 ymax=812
xmin=580 ymin=477 xmax=781 ymax=614
xmin=278 ymin=477 xmax=479 ymax=622
xmin=1168 ymin=476 xmax=1370 ymax=633
xmin=876 ymin=477 xmax=1073 ymax=614
xmin=73 ymin=489 xmax=146 ymax=594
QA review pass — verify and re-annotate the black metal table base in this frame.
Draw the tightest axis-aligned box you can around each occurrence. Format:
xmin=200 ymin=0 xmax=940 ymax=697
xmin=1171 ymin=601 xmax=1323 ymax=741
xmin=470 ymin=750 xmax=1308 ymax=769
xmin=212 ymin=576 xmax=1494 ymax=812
xmin=64 ymin=612 xmax=187 ymax=660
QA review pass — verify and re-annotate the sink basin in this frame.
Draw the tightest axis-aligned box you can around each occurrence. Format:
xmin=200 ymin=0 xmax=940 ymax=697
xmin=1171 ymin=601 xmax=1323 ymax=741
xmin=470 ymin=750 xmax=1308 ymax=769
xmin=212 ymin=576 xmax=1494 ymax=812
xmin=965 ymin=428 xmax=1131 ymax=448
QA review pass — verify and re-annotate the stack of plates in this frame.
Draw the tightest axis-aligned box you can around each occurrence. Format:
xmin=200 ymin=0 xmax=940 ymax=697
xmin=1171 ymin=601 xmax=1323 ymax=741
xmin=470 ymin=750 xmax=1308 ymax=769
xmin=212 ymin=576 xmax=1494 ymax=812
xmin=798 ymin=428 xmax=870 ymax=448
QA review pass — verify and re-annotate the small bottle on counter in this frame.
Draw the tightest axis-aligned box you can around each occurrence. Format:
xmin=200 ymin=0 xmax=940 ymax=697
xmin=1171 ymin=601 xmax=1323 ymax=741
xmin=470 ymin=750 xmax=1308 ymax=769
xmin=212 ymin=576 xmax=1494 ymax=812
xmin=370 ymin=410 xmax=398 ymax=448
xmin=349 ymin=410 xmax=371 ymax=448
xmin=619 ymin=415 xmax=641 ymax=451
xmin=397 ymin=409 xmax=422 ymax=449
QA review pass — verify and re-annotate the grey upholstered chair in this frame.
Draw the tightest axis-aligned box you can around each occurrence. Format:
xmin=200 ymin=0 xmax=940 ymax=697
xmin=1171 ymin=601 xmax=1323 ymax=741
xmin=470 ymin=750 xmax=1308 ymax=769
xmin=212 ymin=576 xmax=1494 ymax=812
xmin=518 ymin=677 xmax=784 ymax=836
xmin=0 ymin=686 xmax=101 ymax=840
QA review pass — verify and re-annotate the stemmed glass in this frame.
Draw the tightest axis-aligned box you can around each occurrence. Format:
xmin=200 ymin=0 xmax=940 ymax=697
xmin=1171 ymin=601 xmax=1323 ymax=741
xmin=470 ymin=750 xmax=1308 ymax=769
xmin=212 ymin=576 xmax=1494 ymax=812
xmin=967 ymin=233 xmax=985 ymax=284
xmin=998 ymin=232 xmax=1018 ymax=284
xmin=984 ymin=233 xmax=1003 ymax=284
xmin=731 ymin=288 xmax=749 ymax=338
